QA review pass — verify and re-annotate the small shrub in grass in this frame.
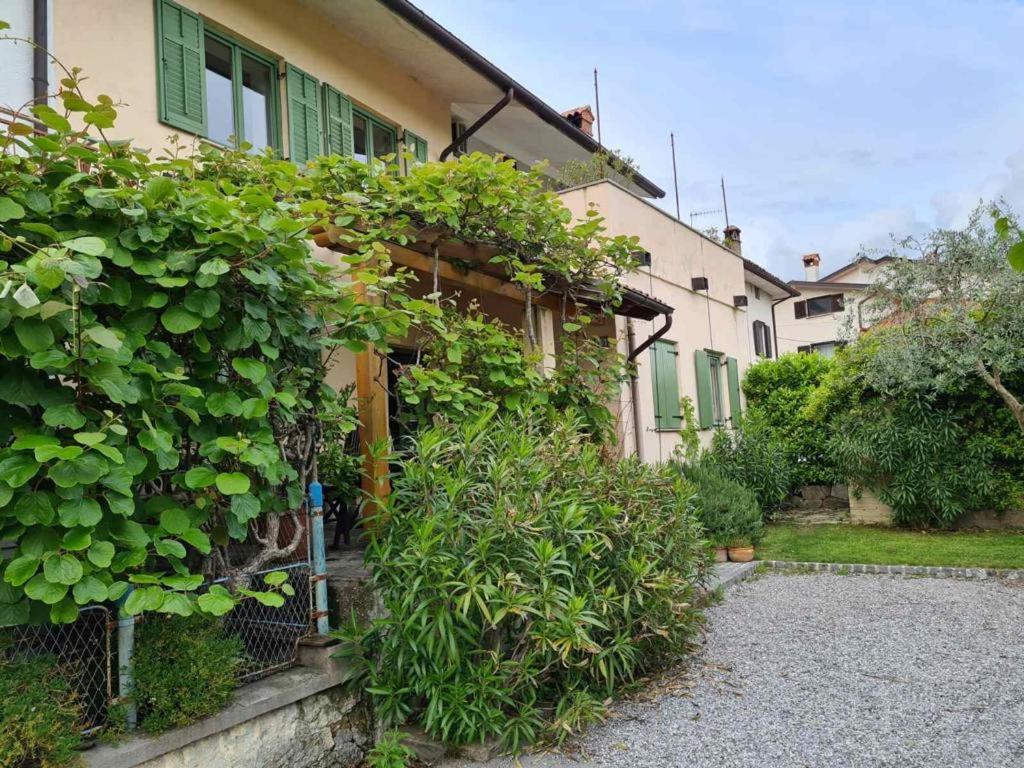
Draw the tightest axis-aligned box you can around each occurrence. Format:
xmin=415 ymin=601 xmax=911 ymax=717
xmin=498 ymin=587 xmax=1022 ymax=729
xmin=682 ymin=462 xmax=763 ymax=547
xmin=132 ymin=614 xmax=241 ymax=733
xmin=0 ymin=655 xmax=83 ymax=767
xmin=337 ymin=409 xmax=708 ymax=753
xmin=704 ymin=419 xmax=791 ymax=519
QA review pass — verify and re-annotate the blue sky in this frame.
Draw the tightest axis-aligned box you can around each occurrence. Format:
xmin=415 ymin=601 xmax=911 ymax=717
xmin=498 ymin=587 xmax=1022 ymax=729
xmin=416 ymin=0 xmax=1024 ymax=280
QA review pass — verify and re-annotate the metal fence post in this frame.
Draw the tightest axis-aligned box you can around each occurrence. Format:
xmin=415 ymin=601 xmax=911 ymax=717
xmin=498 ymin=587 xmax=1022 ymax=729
xmin=116 ymin=589 xmax=138 ymax=730
xmin=308 ymin=480 xmax=330 ymax=635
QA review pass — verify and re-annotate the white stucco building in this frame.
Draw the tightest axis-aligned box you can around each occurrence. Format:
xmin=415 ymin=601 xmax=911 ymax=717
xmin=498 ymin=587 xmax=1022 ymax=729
xmin=775 ymin=253 xmax=890 ymax=356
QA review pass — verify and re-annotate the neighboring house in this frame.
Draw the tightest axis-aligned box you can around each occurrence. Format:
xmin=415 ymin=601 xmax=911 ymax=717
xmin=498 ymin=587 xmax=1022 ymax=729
xmin=559 ymin=181 xmax=795 ymax=459
xmin=774 ymin=253 xmax=890 ymax=356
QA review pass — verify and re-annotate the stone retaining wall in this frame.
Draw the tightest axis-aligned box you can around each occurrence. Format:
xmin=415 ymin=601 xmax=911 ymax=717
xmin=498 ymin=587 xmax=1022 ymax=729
xmin=849 ymin=486 xmax=1024 ymax=529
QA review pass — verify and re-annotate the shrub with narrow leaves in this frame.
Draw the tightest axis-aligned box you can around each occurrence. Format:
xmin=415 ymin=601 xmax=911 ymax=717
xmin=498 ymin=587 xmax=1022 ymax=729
xmin=337 ymin=410 xmax=708 ymax=753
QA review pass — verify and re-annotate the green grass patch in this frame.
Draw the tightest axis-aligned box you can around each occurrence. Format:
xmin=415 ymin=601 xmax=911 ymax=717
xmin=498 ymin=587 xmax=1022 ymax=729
xmin=760 ymin=524 xmax=1024 ymax=569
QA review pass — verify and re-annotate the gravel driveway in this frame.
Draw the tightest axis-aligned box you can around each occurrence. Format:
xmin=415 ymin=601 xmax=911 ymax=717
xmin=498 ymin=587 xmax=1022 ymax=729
xmin=444 ymin=572 xmax=1024 ymax=768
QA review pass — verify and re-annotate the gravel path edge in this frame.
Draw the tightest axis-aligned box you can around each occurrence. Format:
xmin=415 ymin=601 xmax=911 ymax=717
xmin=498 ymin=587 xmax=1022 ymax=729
xmin=760 ymin=558 xmax=1024 ymax=579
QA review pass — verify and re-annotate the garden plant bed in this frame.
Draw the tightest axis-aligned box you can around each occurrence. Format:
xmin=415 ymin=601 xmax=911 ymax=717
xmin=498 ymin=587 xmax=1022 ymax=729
xmin=759 ymin=524 xmax=1024 ymax=570
xmin=443 ymin=571 xmax=1024 ymax=767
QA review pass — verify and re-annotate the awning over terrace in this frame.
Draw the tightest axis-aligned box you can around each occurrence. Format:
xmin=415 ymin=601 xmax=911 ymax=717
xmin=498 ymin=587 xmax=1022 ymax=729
xmin=310 ymin=223 xmax=672 ymax=321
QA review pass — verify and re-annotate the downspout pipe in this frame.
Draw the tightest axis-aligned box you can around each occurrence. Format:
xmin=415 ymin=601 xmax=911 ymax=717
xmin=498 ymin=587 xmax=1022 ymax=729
xmin=626 ymin=311 xmax=673 ymax=461
xmin=32 ymin=0 xmax=48 ymax=105
xmin=625 ymin=320 xmax=644 ymax=461
xmin=770 ymin=297 xmax=788 ymax=359
xmin=628 ymin=311 xmax=673 ymax=363
xmin=440 ymin=87 xmax=514 ymax=161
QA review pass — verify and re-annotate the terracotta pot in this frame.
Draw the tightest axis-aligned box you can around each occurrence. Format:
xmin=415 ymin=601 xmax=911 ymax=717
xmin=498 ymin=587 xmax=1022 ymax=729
xmin=714 ymin=547 xmax=729 ymax=563
xmin=727 ymin=546 xmax=755 ymax=563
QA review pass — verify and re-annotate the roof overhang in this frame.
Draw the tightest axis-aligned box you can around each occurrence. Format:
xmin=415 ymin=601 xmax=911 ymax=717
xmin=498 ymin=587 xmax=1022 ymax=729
xmin=742 ymin=258 xmax=799 ymax=298
xmin=298 ymin=0 xmax=666 ymax=199
xmin=789 ymin=280 xmax=869 ymax=290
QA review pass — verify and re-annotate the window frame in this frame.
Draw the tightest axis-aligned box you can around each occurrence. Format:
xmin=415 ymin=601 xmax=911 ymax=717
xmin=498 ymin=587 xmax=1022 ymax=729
xmin=201 ymin=27 xmax=282 ymax=152
xmin=796 ymin=293 xmax=845 ymax=319
xmin=352 ymin=106 xmax=398 ymax=166
xmin=708 ymin=353 xmax=725 ymax=426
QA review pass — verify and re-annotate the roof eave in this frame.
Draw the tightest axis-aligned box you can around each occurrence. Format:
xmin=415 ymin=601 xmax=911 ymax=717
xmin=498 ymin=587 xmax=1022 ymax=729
xmin=377 ymin=0 xmax=667 ymax=199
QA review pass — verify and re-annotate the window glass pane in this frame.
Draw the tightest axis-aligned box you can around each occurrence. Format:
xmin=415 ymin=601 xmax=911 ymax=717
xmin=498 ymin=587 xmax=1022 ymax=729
xmin=371 ymin=121 xmax=395 ymax=160
xmin=710 ymin=357 xmax=723 ymax=423
xmin=353 ymin=114 xmax=368 ymax=163
xmin=806 ymin=295 xmax=836 ymax=316
xmin=204 ymin=36 xmax=235 ymax=146
xmin=240 ymin=54 xmax=273 ymax=151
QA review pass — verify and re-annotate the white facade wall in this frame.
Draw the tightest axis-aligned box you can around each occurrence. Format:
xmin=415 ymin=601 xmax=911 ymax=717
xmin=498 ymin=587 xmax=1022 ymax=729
xmin=744 ymin=279 xmax=781 ymax=361
xmin=560 ymin=182 xmax=754 ymax=462
xmin=0 ymin=0 xmax=39 ymax=111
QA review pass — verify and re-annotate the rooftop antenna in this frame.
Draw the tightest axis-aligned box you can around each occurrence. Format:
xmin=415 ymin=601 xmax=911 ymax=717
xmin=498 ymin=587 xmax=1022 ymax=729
xmin=670 ymin=133 xmax=681 ymax=219
xmin=720 ymin=176 xmax=730 ymax=228
xmin=689 ymin=207 xmax=722 ymax=228
xmin=593 ymin=67 xmax=603 ymax=149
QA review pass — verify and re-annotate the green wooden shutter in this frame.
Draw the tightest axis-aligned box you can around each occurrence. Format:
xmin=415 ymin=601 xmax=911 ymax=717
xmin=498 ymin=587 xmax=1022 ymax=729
xmin=694 ymin=350 xmax=714 ymax=429
xmin=322 ymin=84 xmax=354 ymax=157
xmin=726 ymin=356 xmax=741 ymax=422
xmin=651 ymin=341 xmax=681 ymax=430
xmin=286 ymin=65 xmax=322 ymax=164
xmin=156 ymin=0 xmax=206 ymax=134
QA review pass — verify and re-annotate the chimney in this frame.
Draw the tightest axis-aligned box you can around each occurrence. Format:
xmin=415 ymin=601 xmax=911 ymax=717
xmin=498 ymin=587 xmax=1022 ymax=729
xmin=561 ymin=105 xmax=595 ymax=138
xmin=723 ymin=225 xmax=741 ymax=256
xmin=802 ymin=253 xmax=821 ymax=281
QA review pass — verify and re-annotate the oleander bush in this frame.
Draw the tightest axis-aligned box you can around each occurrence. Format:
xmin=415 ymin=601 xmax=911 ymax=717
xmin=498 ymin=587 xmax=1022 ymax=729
xmin=0 ymin=654 xmax=83 ymax=767
xmin=131 ymin=614 xmax=241 ymax=733
xmin=681 ymin=461 xmax=763 ymax=548
xmin=337 ymin=409 xmax=708 ymax=753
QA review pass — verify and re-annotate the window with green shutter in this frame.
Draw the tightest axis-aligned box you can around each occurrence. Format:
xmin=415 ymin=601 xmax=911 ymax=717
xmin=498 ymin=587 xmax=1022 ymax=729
xmin=286 ymin=65 xmax=321 ymax=164
xmin=650 ymin=340 xmax=681 ymax=430
xmin=352 ymin=107 xmax=398 ymax=168
xmin=726 ymin=356 xmax=741 ymax=422
xmin=694 ymin=349 xmax=728 ymax=429
xmin=322 ymin=84 xmax=354 ymax=158
xmin=403 ymin=130 xmax=428 ymax=171
xmin=155 ymin=0 xmax=280 ymax=151
xmin=156 ymin=0 xmax=206 ymax=134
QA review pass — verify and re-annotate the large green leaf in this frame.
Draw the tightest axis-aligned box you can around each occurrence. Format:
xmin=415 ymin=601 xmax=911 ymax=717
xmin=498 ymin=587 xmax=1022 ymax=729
xmin=62 ymin=236 xmax=107 ymax=256
xmin=159 ymin=506 xmax=190 ymax=535
xmin=161 ymin=306 xmax=202 ymax=334
xmin=184 ymin=289 xmax=221 ymax=318
xmin=24 ymin=574 xmax=68 ymax=604
xmin=231 ymin=357 xmax=267 ymax=384
xmin=14 ymin=318 xmax=54 ymax=353
xmin=43 ymin=554 xmax=84 ymax=586
xmin=72 ymin=575 xmax=108 ymax=605
xmin=215 ymin=472 xmax=251 ymax=495
xmin=184 ymin=466 xmax=218 ymax=488
xmin=0 ymin=197 xmax=26 ymax=221
xmin=197 ymin=584 xmax=236 ymax=616
xmin=0 ymin=454 xmax=40 ymax=487
xmin=3 ymin=555 xmax=41 ymax=587
xmin=87 ymin=541 xmax=116 ymax=568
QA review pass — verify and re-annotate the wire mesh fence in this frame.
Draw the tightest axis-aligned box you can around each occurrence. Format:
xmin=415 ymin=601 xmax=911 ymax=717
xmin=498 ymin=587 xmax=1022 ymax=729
xmin=1 ymin=605 xmax=113 ymax=732
xmin=217 ymin=561 xmax=314 ymax=683
xmin=2 ymin=555 xmax=314 ymax=733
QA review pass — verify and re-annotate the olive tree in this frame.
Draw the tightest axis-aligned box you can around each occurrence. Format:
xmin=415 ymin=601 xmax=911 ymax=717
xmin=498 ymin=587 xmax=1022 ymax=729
xmin=860 ymin=208 xmax=1024 ymax=434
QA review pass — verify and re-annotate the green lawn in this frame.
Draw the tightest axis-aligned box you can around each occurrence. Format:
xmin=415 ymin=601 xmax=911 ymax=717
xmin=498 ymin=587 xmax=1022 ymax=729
xmin=759 ymin=524 xmax=1024 ymax=569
